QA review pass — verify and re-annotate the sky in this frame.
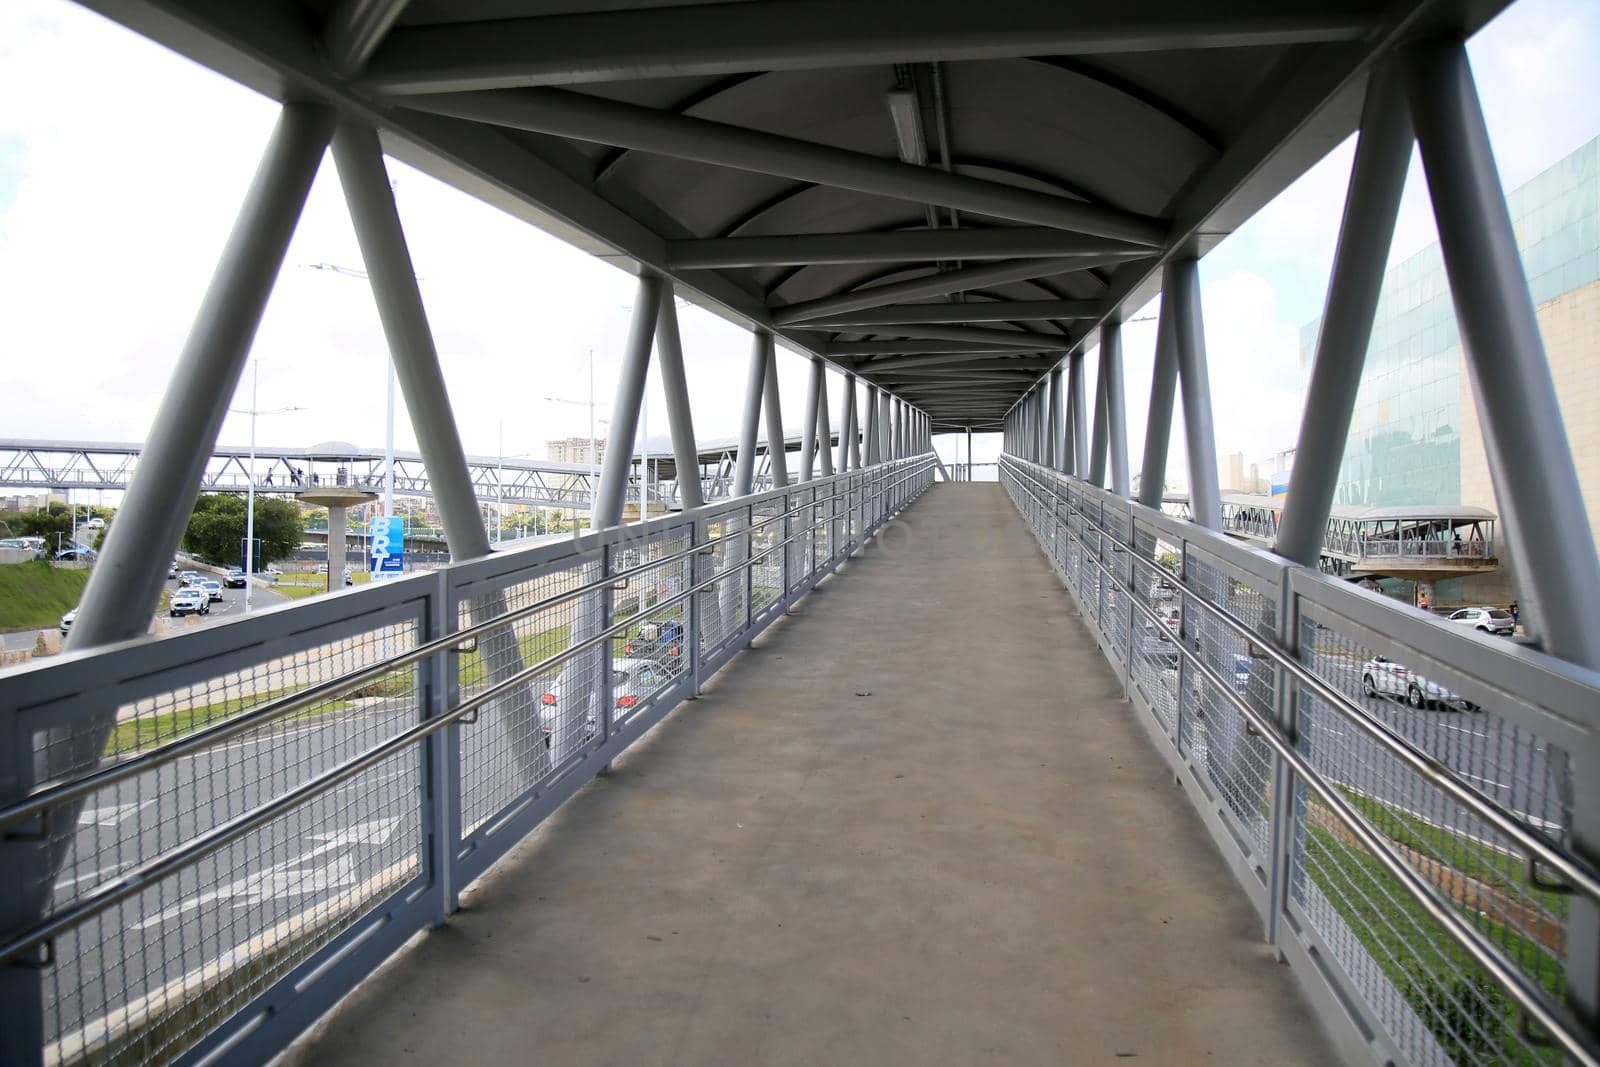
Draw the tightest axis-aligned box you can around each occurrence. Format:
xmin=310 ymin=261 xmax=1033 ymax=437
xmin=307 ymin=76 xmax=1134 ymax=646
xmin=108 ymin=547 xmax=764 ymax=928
xmin=1 ymin=0 xmax=1596 ymax=487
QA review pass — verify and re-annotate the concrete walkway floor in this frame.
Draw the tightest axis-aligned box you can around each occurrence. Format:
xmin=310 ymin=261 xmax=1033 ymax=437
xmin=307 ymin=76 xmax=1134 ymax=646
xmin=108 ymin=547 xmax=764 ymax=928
xmin=285 ymin=483 xmax=1338 ymax=1066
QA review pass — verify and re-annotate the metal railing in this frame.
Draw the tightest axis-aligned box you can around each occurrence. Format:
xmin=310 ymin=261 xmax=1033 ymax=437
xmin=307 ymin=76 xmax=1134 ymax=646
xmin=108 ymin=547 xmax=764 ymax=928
xmin=0 ymin=456 xmax=934 ymax=1067
xmin=1000 ymin=454 xmax=1600 ymax=1067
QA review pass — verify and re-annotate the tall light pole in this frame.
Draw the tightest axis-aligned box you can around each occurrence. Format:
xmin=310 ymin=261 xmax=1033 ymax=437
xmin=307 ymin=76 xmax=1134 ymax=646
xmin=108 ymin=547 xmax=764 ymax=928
xmin=547 ymin=349 xmax=608 ymax=527
xmin=305 ymin=261 xmax=399 ymax=517
xmin=229 ymin=357 xmax=304 ymax=612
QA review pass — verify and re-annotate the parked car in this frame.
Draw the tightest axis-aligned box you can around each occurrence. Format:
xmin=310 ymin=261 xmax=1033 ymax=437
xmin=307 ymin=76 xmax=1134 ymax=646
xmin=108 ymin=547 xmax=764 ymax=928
xmin=539 ymin=657 xmax=677 ymax=764
xmin=198 ymin=579 xmax=224 ymax=602
xmin=169 ymin=587 xmax=210 ymax=617
xmin=1361 ymin=655 xmax=1476 ymax=711
xmin=1445 ymin=606 xmax=1515 ymax=636
xmin=55 ymin=547 xmax=95 ymax=561
xmin=224 ymin=568 xmax=248 ymax=588
xmin=625 ymin=619 xmax=685 ymax=669
xmin=59 ymin=609 xmax=76 ymax=635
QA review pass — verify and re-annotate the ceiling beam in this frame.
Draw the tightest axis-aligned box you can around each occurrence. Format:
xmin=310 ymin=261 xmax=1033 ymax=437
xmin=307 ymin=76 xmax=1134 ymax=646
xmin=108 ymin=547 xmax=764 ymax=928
xmin=775 ymin=258 xmax=1097 ymax=325
xmin=399 ymin=89 xmax=1167 ymax=246
xmin=852 ymin=353 xmax=1058 ymax=372
xmin=830 ymin=341 xmax=1054 ymax=357
xmin=666 ymin=229 xmax=1147 ymax=268
xmin=828 ymin=323 xmax=1072 ymax=348
xmin=801 ymin=299 xmax=1102 ymax=327
xmin=363 ymin=0 xmax=1375 ymax=94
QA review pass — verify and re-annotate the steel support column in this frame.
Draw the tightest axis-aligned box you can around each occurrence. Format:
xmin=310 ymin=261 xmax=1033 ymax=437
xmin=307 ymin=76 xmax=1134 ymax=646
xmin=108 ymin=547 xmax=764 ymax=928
xmin=865 ymin=384 xmax=881 ymax=466
xmin=843 ymin=375 xmax=860 ymax=470
xmin=1274 ymin=69 xmax=1410 ymax=566
xmin=816 ymin=367 xmax=835 ymax=477
xmin=1089 ymin=356 xmax=1109 ymax=488
xmin=1169 ymin=258 xmax=1221 ymax=530
xmin=800 ymin=357 xmax=823 ymax=481
xmin=334 ymin=124 xmax=492 ymax=556
xmin=1403 ymin=39 xmax=1600 ymax=662
xmin=733 ymin=330 xmax=768 ymax=497
xmin=762 ymin=336 xmax=789 ymax=486
xmin=878 ymin=390 xmax=892 ymax=463
xmin=16 ymin=104 xmax=334 ymax=1063
xmin=1101 ymin=322 xmax=1131 ymax=497
xmin=594 ymin=275 xmax=664 ymax=525
xmin=1068 ymin=354 xmax=1088 ymax=478
xmin=1138 ymin=295 xmax=1179 ymax=508
xmin=1047 ymin=367 xmax=1065 ymax=472
xmin=654 ymin=281 xmax=704 ymax=510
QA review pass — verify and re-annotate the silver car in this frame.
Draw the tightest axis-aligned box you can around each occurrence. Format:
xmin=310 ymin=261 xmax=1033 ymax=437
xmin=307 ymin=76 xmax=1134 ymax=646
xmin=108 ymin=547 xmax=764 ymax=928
xmin=1361 ymin=655 xmax=1476 ymax=711
xmin=1445 ymin=606 xmax=1515 ymax=636
xmin=539 ymin=657 xmax=676 ymax=766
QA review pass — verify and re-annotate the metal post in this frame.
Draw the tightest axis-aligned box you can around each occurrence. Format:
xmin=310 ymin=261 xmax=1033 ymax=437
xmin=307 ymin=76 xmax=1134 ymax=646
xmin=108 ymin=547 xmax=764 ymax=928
xmin=1275 ymin=67 xmax=1411 ymax=567
xmin=1047 ymin=367 xmax=1065 ymax=472
xmin=733 ymin=331 xmax=767 ymax=497
xmin=801 ymin=356 xmax=822 ymax=481
xmin=847 ymin=377 xmax=862 ymax=469
xmin=1089 ymin=357 xmax=1108 ymax=488
xmin=655 ymin=281 xmax=704 ymax=510
xmin=1068 ymin=353 xmax=1088 ymax=478
xmin=1169 ymin=258 xmax=1221 ymax=530
xmin=11 ymin=103 xmax=333 ymax=1064
xmin=333 ymin=123 xmax=491 ymax=557
xmin=762 ymin=335 xmax=789 ymax=487
xmin=1405 ymin=40 xmax=1600 ymax=1033
xmin=844 ymin=371 xmax=857 ymax=470
xmin=596 ymin=275 xmax=664 ymax=524
xmin=865 ymin=384 xmax=881 ymax=465
xmin=1403 ymin=39 xmax=1600 ymax=661
xmin=967 ymin=426 xmax=974 ymax=480
xmin=1138 ymin=295 xmax=1179 ymax=508
xmin=816 ymin=368 xmax=835 ymax=477
xmin=1102 ymin=322 xmax=1131 ymax=498
xmin=878 ymin=389 xmax=892 ymax=465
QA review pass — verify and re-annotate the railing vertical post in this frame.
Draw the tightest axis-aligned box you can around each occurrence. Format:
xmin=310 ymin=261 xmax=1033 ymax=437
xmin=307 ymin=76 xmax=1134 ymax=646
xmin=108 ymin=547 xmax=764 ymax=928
xmin=598 ymin=541 xmax=616 ymax=773
xmin=426 ymin=568 xmax=462 ymax=922
xmin=1265 ymin=568 xmax=1299 ymax=948
xmin=688 ymin=517 xmax=704 ymax=696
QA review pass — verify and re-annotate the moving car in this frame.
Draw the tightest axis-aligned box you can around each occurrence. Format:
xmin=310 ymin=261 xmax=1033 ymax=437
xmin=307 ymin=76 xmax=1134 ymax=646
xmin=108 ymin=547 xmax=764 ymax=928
xmin=539 ymin=657 xmax=677 ymax=764
xmin=1445 ymin=606 xmax=1515 ymax=636
xmin=1361 ymin=655 xmax=1476 ymax=711
xmin=169 ymin=587 xmax=209 ymax=617
xmin=168 ymin=561 xmax=179 ymax=579
xmin=59 ymin=609 xmax=76 ymax=635
xmin=178 ymin=571 xmax=203 ymax=586
xmin=85 ymin=516 xmax=105 ymax=530
xmin=224 ymin=568 xmax=248 ymax=588
xmin=625 ymin=619 xmax=685 ymax=670
xmin=55 ymin=547 xmax=94 ymax=561
xmin=198 ymin=579 xmax=224 ymax=602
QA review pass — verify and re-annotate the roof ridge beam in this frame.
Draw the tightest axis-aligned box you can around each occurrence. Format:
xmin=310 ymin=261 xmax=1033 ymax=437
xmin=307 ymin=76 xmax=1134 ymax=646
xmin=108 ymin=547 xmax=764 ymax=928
xmin=810 ymin=323 xmax=1067 ymax=348
xmin=829 ymin=340 xmax=1062 ymax=357
xmin=847 ymin=352 xmax=1059 ymax=371
xmin=363 ymin=1 xmax=1375 ymax=94
xmin=804 ymin=299 xmax=1103 ymax=326
xmin=399 ymin=89 xmax=1167 ymax=246
xmin=774 ymin=258 xmax=1100 ymax=325
xmin=667 ymin=229 xmax=1147 ymax=268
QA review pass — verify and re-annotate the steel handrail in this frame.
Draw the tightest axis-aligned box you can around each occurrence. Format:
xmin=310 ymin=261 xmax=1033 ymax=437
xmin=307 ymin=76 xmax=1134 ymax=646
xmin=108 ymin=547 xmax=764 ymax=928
xmin=0 ymin=460 xmax=934 ymax=965
xmin=999 ymin=455 xmax=1600 ymax=1067
xmin=0 ymin=458 xmax=931 ymax=833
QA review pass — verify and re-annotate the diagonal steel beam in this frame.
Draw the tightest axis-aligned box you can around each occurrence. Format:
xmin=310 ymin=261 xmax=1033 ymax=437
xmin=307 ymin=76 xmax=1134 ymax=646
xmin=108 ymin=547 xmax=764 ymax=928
xmin=362 ymin=0 xmax=1376 ymax=94
xmin=666 ymin=228 xmax=1147 ymax=268
xmin=776 ymin=258 xmax=1100 ymax=325
xmin=399 ymin=90 xmax=1167 ymax=246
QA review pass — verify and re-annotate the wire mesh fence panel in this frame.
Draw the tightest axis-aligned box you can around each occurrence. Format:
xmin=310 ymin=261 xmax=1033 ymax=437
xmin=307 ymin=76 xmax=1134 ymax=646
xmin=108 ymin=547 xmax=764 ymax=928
xmin=1128 ymin=524 xmax=1183 ymax=734
xmin=16 ymin=612 xmax=426 ymax=1067
xmin=1100 ymin=508 xmax=1132 ymax=671
xmin=456 ymin=556 xmax=596 ymax=837
xmin=749 ymin=498 xmax=786 ymax=620
xmin=1180 ymin=547 xmax=1277 ymax=859
xmin=1291 ymin=609 xmax=1572 ymax=1067
xmin=611 ymin=527 xmax=692 ymax=729
xmin=697 ymin=510 xmax=748 ymax=665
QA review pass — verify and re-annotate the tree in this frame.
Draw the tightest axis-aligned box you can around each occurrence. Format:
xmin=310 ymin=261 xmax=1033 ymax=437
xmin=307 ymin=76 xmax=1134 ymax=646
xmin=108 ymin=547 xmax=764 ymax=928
xmin=1 ymin=503 xmax=75 ymax=554
xmin=182 ymin=495 xmax=302 ymax=566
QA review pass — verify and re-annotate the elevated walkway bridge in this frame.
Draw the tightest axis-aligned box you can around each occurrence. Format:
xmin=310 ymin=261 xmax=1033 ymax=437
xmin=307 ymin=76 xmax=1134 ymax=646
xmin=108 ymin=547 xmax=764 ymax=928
xmin=4 ymin=1 xmax=1600 ymax=1066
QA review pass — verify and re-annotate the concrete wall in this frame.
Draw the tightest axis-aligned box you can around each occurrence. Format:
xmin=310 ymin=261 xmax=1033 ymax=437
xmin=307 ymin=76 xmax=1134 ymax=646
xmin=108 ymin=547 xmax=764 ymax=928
xmin=1458 ymin=277 xmax=1600 ymax=606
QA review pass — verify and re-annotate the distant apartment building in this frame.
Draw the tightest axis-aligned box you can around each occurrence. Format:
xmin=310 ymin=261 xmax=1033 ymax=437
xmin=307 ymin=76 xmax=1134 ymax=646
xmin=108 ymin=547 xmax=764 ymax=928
xmin=1300 ymin=135 xmax=1598 ymax=603
xmin=546 ymin=436 xmax=606 ymax=467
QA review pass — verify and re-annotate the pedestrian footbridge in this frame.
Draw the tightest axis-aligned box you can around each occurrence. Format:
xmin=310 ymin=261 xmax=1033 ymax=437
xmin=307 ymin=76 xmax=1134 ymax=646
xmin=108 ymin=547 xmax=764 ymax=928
xmin=6 ymin=0 xmax=1600 ymax=1064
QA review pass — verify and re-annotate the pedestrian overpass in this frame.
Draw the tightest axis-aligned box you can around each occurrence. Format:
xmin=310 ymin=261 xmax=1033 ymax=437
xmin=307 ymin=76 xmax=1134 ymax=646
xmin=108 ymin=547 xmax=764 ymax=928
xmin=3 ymin=2 xmax=1600 ymax=1066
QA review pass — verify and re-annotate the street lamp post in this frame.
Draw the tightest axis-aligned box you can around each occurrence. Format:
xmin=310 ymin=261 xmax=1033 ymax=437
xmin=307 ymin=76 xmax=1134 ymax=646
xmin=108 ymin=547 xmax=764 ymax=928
xmin=546 ymin=349 xmax=608 ymax=528
xmin=231 ymin=358 xmax=305 ymax=612
xmin=306 ymin=261 xmax=397 ymax=518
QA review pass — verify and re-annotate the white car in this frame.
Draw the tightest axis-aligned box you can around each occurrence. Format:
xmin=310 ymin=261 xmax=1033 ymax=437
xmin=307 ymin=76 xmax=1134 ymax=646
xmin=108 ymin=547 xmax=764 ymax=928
xmin=1361 ymin=655 xmax=1476 ymax=711
xmin=59 ymin=610 xmax=77 ymax=635
xmin=539 ymin=657 xmax=676 ymax=765
xmin=169 ymin=587 xmax=210 ymax=617
xmin=198 ymin=579 xmax=224 ymax=602
xmin=85 ymin=516 xmax=105 ymax=530
xmin=1444 ymin=606 xmax=1515 ymax=636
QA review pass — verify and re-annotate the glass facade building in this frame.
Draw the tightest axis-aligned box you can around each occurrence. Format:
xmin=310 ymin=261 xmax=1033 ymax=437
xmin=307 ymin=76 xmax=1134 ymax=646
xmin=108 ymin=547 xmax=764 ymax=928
xmin=1300 ymin=135 xmax=1599 ymax=508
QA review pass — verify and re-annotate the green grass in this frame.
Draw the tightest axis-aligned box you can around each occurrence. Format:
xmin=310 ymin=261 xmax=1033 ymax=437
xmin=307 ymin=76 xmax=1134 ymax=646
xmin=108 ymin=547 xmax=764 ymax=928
xmin=1304 ymin=802 xmax=1563 ymax=1065
xmin=0 ymin=561 xmax=89 ymax=630
xmin=273 ymin=570 xmax=372 ymax=601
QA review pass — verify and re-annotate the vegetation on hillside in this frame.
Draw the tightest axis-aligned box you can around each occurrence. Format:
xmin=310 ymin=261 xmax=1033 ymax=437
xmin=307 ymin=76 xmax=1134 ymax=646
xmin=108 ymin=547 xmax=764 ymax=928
xmin=0 ymin=561 xmax=90 ymax=629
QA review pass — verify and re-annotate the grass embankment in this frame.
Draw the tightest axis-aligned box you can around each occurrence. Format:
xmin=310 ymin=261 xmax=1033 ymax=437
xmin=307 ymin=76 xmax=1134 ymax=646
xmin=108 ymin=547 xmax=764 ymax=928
xmin=273 ymin=570 xmax=372 ymax=602
xmin=0 ymin=561 xmax=88 ymax=630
